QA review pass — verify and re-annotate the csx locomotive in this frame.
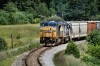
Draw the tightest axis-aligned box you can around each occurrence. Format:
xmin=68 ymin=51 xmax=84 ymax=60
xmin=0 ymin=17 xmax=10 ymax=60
xmin=40 ymin=21 xmax=100 ymax=46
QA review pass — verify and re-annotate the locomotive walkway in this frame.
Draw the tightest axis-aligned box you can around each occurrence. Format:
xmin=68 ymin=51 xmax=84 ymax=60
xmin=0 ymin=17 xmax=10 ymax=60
xmin=39 ymin=40 xmax=85 ymax=66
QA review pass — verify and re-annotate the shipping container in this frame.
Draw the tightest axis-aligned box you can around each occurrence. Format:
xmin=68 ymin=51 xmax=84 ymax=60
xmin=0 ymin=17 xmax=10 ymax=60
xmin=87 ymin=22 xmax=96 ymax=33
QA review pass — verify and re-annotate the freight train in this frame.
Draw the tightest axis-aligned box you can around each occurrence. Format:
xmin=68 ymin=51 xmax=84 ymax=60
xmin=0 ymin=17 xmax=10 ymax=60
xmin=40 ymin=21 xmax=100 ymax=46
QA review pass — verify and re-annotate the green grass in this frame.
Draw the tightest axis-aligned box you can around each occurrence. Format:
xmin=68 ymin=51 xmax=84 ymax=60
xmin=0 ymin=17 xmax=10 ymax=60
xmin=54 ymin=43 xmax=100 ymax=66
xmin=0 ymin=24 xmax=40 ymax=49
xmin=0 ymin=40 xmax=40 ymax=66
xmin=53 ymin=50 xmax=86 ymax=66
xmin=0 ymin=57 xmax=15 ymax=66
xmin=0 ymin=24 xmax=40 ymax=66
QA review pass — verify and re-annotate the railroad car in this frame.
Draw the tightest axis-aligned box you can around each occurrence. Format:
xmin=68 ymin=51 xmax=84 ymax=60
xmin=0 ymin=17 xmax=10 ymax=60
xmin=40 ymin=21 xmax=100 ymax=46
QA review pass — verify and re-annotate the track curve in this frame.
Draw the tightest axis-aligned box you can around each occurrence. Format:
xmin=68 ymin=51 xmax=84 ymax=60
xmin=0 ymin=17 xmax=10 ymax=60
xmin=39 ymin=40 xmax=86 ymax=66
xmin=25 ymin=46 xmax=51 ymax=66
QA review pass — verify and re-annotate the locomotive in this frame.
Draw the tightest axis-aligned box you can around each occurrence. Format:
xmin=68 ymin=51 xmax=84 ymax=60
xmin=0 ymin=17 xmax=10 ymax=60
xmin=40 ymin=21 xmax=100 ymax=46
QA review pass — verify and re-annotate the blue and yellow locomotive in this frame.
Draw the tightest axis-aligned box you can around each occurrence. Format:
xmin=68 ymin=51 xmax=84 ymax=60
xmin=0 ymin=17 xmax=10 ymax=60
xmin=40 ymin=21 xmax=70 ymax=45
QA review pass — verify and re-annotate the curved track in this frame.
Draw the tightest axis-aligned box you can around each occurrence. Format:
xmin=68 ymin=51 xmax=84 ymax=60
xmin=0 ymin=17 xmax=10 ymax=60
xmin=24 ymin=46 xmax=51 ymax=66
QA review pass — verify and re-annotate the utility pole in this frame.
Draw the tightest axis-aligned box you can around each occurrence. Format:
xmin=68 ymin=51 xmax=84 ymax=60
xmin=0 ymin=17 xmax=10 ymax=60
xmin=11 ymin=33 xmax=13 ymax=49
xmin=62 ymin=11 xmax=64 ymax=18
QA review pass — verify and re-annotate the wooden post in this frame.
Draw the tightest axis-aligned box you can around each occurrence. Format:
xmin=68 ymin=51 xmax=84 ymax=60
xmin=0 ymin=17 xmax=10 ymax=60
xmin=11 ymin=33 xmax=13 ymax=49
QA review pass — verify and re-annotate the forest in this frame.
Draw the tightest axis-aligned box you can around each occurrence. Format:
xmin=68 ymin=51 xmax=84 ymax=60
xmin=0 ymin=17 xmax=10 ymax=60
xmin=0 ymin=0 xmax=100 ymax=25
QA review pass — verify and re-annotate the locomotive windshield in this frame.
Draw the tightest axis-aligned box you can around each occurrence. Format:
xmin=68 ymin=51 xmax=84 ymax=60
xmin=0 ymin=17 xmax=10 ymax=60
xmin=40 ymin=22 xmax=48 ymax=27
xmin=48 ymin=22 xmax=57 ymax=27
xmin=41 ymin=21 xmax=57 ymax=27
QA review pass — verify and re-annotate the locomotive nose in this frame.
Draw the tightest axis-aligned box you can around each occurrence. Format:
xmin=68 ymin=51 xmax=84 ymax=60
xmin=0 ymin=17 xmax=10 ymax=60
xmin=40 ymin=26 xmax=56 ymax=37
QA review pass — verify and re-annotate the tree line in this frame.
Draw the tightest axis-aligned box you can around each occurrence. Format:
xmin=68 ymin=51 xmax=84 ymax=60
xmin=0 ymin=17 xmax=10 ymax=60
xmin=0 ymin=0 xmax=100 ymax=25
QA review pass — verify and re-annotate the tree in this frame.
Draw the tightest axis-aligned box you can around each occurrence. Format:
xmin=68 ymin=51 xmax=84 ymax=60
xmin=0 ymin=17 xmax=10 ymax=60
xmin=0 ymin=10 xmax=9 ymax=25
xmin=49 ymin=8 xmax=55 ymax=16
xmin=4 ymin=2 xmax=18 ymax=12
xmin=36 ymin=3 xmax=49 ymax=16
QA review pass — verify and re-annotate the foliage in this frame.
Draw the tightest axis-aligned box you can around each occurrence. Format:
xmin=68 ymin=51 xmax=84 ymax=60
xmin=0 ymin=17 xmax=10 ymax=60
xmin=87 ymin=45 xmax=100 ymax=59
xmin=54 ymin=51 xmax=86 ymax=66
xmin=32 ymin=18 xmax=41 ymax=24
xmin=47 ymin=15 xmax=64 ymax=21
xmin=0 ymin=38 xmax=7 ymax=51
xmin=0 ymin=10 xmax=9 ymax=25
xmin=86 ymin=30 xmax=100 ymax=46
xmin=36 ymin=3 xmax=50 ymax=16
xmin=81 ymin=54 xmax=100 ymax=66
xmin=0 ymin=0 xmax=100 ymax=24
xmin=9 ymin=12 xmax=29 ymax=24
xmin=65 ymin=41 xmax=80 ymax=58
xmin=49 ymin=8 xmax=56 ymax=16
xmin=4 ymin=2 xmax=18 ymax=12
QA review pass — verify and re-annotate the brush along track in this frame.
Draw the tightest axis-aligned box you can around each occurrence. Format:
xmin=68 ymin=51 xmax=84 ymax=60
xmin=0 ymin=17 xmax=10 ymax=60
xmin=24 ymin=46 xmax=51 ymax=66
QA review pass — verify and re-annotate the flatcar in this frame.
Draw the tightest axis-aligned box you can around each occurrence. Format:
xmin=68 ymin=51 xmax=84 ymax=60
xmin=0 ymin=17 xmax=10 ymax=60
xmin=40 ymin=21 xmax=100 ymax=46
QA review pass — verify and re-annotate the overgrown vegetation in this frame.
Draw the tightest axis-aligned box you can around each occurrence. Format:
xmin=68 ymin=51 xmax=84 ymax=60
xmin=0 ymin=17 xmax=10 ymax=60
xmin=0 ymin=40 xmax=39 ymax=66
xmin=0 ymin=38 xmax=7 ymax=51
xmin=87 ymin=30 xmax=100 ymax=46
xmin=54 ymin=51 xmax=86 ymax=66
xmin=81 ymin=54 xmax=100 ymax=66
xmin=65 ymin=41 xmax=80 ymax=58
xmin=0 ymin=24 xmax=39 ymax=49
xmin=80 ymin=30 xmax=100 ymax=66
xmin=54 ymin=30 xmax=100 ymax=66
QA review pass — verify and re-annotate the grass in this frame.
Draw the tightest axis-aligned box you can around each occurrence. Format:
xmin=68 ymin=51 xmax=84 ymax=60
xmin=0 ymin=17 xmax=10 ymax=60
xmin=53 ymin=42 xmax=100 ymax=66
xmin=53 ymin=50 xmax=87 ymax=66
xmin=0 ymin=24 xmax=40 ymax=49
xmin=0 ymin=24 xmax=40 ymax=66
xmin=0 ymin=57 xmax=15 ymax=66
xmin=0 ymin=40 xmax=40 ymax=66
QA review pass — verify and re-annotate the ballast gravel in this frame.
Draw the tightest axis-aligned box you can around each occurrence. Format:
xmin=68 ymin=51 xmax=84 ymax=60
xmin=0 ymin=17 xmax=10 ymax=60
xmin=11 ymin=51 xmax=30 ymax=66
xmin=39 ymin=40 xmax=85 ymax=66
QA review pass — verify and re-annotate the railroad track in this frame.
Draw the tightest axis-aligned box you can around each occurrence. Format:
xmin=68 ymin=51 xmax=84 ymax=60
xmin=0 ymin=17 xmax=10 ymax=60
xmin=23 ymin=46 xmax=51 ymax=66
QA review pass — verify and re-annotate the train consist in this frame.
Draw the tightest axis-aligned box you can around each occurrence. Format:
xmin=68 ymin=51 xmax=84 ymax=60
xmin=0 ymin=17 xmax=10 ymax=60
xmin=40 ymin=21 xmax=100 ymax=45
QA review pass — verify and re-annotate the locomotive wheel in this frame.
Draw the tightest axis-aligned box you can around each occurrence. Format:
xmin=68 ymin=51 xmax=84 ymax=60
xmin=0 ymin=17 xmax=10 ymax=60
xmin=55 ymin=38 xmax=61 ymax=45
xmin=64 ymin=37 xmax=70 ymax=43
xmin=45 ymin=40 xmax=49 ymax=46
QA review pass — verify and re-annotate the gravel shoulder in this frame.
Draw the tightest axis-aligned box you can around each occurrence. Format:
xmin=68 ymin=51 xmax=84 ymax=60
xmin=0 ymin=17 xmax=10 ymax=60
xmin=11 ymin=51 xmax=30 ymax=66
xmin=39 ymin=40 xmax=86 ymax=66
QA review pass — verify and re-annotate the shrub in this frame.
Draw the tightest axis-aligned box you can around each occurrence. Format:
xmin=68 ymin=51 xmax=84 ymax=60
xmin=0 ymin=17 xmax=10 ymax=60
xmin=32 ymin=18 xmax=41 ymax=24
xmin=0 ymin=38 xmax=7 ymax=51
xmin=65 ymin=41 xmax=80 ymax=58
xmin=47 ymin=15 xmax=64 ymax=21
xmin=86 ymin=30 xmax=100 ymax=46
xmin=0 ymin=10 xmax=9 ymax=25
xmin=9 ymin=12 xmax=29 ymax=24
xmin=87 ymin=45 xmax=100 ymax=59
xmin=81 ymin=54 xmax=100 ymax=66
